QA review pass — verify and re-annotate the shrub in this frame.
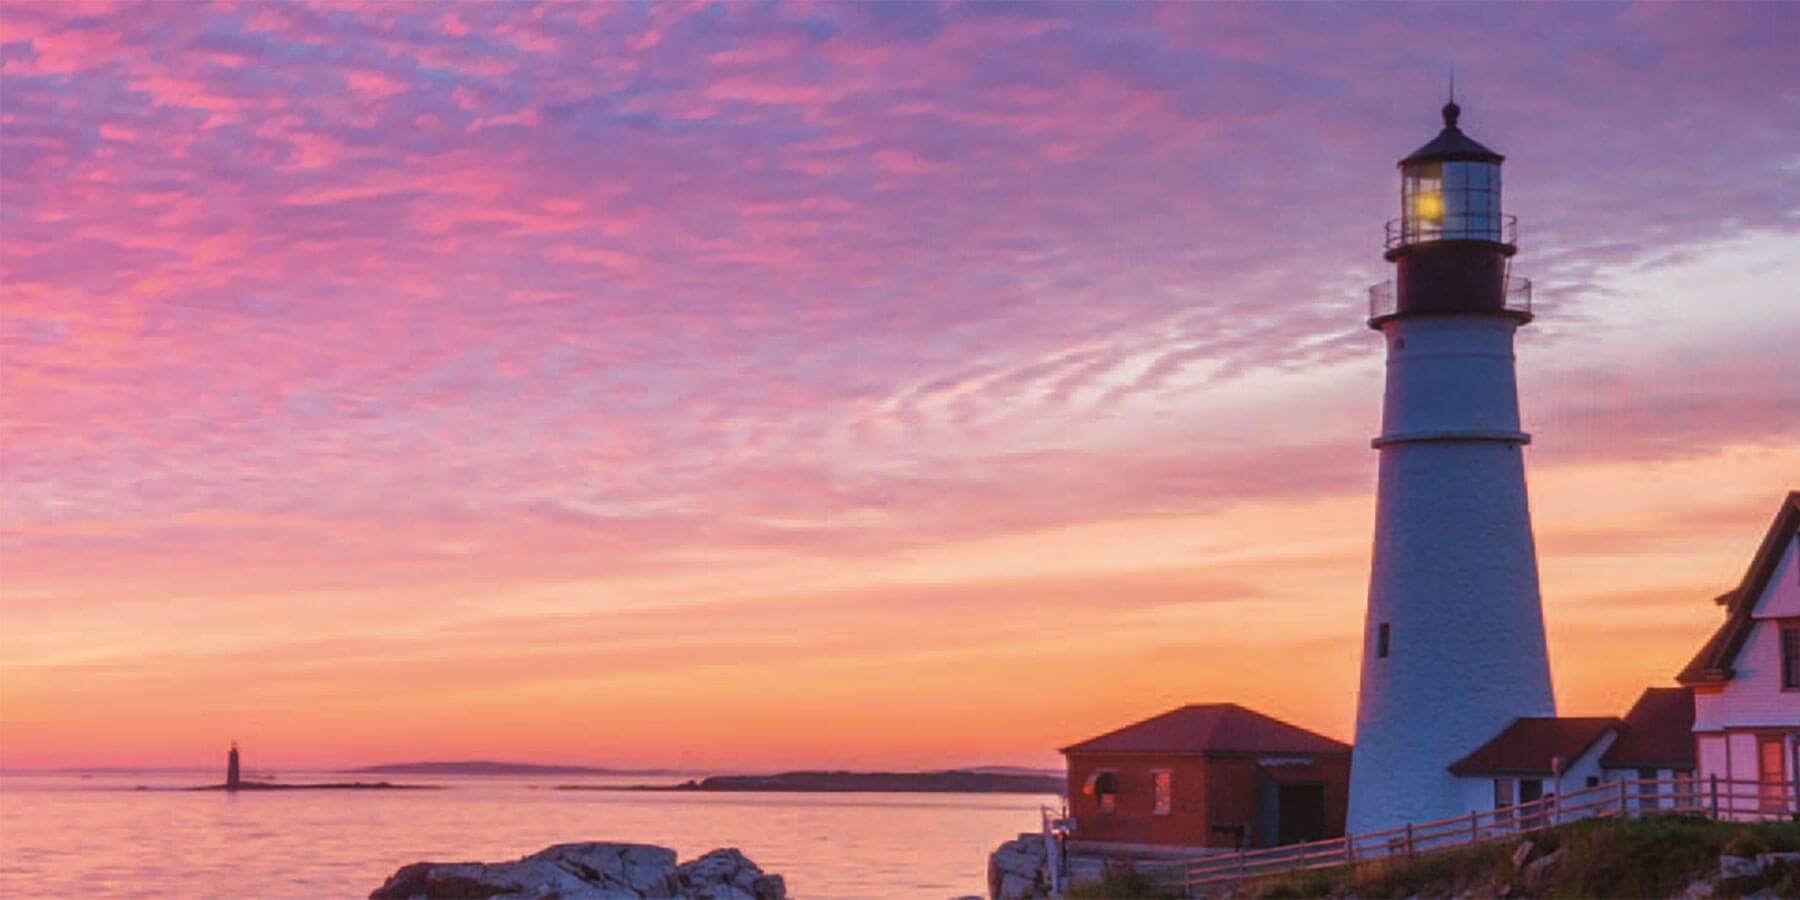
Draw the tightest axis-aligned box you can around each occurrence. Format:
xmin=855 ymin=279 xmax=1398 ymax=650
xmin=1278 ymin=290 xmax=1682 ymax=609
xmin=1062 ymin=867 xmax=1182 ymax=899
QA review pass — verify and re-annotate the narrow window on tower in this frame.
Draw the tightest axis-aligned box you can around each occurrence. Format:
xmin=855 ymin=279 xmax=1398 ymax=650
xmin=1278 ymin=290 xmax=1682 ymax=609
xmin=1377 ymin=623 xmax=1391 ymax=658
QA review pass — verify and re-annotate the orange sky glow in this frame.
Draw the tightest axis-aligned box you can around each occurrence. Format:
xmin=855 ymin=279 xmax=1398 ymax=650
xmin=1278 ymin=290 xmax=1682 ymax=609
xmin=2 ymin=2 xmax=1797 ymax=774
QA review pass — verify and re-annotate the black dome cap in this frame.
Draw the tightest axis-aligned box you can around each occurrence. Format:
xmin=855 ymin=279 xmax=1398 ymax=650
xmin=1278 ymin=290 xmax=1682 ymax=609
xmin=1400 ymin=102 xmax=1504 ymax=166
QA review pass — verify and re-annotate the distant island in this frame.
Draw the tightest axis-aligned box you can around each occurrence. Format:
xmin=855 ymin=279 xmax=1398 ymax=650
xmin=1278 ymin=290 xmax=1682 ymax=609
xmin=186 ymin=780 xmax=437 ymax=792
xmin=346 ymin=760 xmax=682 ymax=776
xmin=176 ymin=744 xmax=440 ymax=792
xmin=563 ymin=769 xmax=1065 ymax=794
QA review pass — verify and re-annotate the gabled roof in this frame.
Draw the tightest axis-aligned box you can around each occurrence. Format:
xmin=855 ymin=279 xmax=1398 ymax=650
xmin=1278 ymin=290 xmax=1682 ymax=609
xmin=1677 ymin=491 xmax=1800 ymax=686
xmin=1600 ymin=687 xmax=1696 ymax=770
xmin=1059 ymin=704 xmax=1350 ymax=757
xmin=1448 ymin=717 xmax=1622 ymax=777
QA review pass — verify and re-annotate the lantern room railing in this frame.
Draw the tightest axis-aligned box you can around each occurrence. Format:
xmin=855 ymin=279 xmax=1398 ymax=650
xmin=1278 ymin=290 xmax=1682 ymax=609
xmin=1368 ymin=276 xmax=1531 ymax=323
xmin=1386 ymin=213 xmax=1516 ymax=251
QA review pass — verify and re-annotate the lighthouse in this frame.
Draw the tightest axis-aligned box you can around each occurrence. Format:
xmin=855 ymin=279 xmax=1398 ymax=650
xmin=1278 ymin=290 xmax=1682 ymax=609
xmin=1347 ymin=101 xmax=1556 ymax=834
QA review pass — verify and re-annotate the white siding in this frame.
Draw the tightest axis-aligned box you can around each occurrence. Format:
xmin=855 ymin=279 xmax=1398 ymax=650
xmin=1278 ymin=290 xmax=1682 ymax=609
xmin=1696 ymin=733 xmax=1729 ymax=782
xmin=1694 ymin=689 xmax=1726 ymax=733
xmin=1694 ymin=533 xmax=1798 ymax=807
xmin=1751 ymin=535 xmax=1798 ymax=618
xmin=1728 ymin=732 xmax=1758 ymax=781
xmin=1712 ymin=620 xmax=1800 ymax=728
xmin=1709 ymin=534 xmax=1799 ymax=732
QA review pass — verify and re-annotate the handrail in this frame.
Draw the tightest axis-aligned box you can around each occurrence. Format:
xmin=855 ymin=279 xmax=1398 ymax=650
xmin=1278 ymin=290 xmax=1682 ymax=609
xmin=1386 ymin=213 xmax=1517 ymax=251
xmin=1146 ymin=775 xmax=1799 ymax=895
xmin=1367 ymin=276 xmax=1530 ymax=323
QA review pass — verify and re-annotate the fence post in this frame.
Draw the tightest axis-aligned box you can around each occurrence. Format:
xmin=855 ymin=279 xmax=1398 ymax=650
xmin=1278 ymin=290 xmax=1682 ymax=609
xmin=1236 ymin=847 xmax=1245 ymax=887
xmin=1710 ymin=774 xmax=1719 ymax=820
xmin=1619 ymin=777 xmax=1628 ymax=818
xmin=1405 ymin=823 xmax=1415 ymax=859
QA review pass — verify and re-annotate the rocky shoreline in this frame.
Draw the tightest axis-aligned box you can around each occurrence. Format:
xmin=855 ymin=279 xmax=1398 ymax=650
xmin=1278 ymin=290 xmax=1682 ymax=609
xmin=368 ymin=841 xmax=786 ymax=899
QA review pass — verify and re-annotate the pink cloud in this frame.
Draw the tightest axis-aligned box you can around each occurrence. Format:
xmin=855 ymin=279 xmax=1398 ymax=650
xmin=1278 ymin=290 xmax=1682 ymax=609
xmin=0 ymin=0 xmax=1795 ymax=767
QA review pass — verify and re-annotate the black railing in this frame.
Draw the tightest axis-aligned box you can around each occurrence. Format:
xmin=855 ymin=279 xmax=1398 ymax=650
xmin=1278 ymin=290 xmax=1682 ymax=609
xmin=1367 ymin=276 xmax=1531 ymax=322
xmin=1386 ymin=214 xmax=1517 ymax=251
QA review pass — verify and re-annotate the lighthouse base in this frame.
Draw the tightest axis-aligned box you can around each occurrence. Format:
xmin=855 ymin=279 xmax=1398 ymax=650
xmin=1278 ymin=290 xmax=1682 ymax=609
xmin=1347 ymin=437 xmax=1555 ymax=835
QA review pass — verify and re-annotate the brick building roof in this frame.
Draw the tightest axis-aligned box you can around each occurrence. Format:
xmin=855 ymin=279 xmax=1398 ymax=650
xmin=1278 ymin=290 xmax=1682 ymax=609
xmin=1059 ymin=703 xmax=1350 ymax=757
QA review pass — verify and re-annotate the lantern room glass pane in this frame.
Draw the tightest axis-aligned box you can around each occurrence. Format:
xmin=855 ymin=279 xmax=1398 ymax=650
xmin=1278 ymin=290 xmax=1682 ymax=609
xmin=1406 ymin=160 xmax=1502 ymax=243
xmin=1401 ymin=162 xmax=1443 ymax=243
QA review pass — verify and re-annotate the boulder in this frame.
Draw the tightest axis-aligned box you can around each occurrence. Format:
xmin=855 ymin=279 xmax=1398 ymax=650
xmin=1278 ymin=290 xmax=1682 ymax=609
xmin=1521 ymin=849 xmax=1561 ymax=896
xmin=1756 ymin=851 xmax=1800 ymax=870
xmin=1720 ymin=854 xmax=1761 ymax=880
xmin=670 ymin=848 xmax=785 ymax=900
xmin=1509 ymin=840 xmax=1534 ymax=872
xmin=1679 ymin=878 xmax=1717 ymax=899
xmin=986 ymin=835 xmax=1050 ymax=899
xmin=368 ymin=842 xmax=786 ymax=899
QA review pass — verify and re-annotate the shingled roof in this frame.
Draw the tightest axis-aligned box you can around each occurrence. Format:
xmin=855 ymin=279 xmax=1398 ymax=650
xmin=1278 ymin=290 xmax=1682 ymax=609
xmin=1677 ymin=491 xmax=1800 ymax=685
xmin=1448 ymin=717 xmax=1622 ymax=777
xmin=1059 ymin=703 xmax=1350 ymax=757
xmin=1601 ymin=687 xmax=1696 ymax=771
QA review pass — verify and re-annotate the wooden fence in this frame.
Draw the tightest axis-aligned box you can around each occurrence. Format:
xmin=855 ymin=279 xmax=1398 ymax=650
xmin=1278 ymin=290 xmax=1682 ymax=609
xmin=1139 ymin=775 xmax=1798 ymax=897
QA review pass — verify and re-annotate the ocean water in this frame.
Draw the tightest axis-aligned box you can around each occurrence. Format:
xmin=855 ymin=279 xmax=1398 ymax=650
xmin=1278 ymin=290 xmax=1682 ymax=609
xmin=0 ymin=773 xmax=1055 ymax=898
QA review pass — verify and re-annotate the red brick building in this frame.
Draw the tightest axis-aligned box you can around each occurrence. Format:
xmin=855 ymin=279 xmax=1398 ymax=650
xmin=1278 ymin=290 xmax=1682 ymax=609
xmin=1060 ymin=704 xmax=1351 ymax=850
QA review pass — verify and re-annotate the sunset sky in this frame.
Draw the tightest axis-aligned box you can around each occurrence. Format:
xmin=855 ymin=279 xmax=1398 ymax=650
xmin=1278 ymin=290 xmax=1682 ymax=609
xmin=2 ymin=2 xmax=1796 ymax=773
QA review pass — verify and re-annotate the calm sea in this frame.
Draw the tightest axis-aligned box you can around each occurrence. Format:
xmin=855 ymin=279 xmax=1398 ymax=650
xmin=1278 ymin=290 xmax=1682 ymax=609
xmin=0 ymin=772 xmax=1056 ymax=898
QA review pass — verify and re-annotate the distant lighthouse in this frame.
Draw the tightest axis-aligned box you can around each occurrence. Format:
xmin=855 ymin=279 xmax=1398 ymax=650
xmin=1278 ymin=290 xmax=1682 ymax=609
xmin=227 ymin=741 xmax=241 ymax=790
xmin=1347 ymin=101 xmax=1555 ymax=834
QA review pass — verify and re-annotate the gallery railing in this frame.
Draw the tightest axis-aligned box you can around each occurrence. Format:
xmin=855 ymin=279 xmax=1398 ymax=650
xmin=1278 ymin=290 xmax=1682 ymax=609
xmin=1367 ymin=275 xmax=1531 ymax=323
xmin=1386 ymin=213 xmax=1517 ymax=251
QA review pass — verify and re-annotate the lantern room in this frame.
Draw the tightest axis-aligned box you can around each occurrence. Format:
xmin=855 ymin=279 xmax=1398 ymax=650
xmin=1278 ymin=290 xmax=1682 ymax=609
xmin=1370 ymin=101 xmax=1531 ymax=325
xmin=1385 ymin=101 xmax=1513 ymax=259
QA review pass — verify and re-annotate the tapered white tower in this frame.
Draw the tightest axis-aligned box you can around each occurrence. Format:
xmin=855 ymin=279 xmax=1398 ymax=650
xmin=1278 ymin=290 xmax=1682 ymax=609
xmin=1347 ymin=102 xmax=1555 ymax=835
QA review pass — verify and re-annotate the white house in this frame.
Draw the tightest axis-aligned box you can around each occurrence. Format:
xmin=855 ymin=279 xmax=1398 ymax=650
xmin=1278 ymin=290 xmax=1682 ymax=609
xmin=1447 ymin=716 xmax=1621 ymax=819
xmin=1677 ymin=491 xmax=1800 ymax=820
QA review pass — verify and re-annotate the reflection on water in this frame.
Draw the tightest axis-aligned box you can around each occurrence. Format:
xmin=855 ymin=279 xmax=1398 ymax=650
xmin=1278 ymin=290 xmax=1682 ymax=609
xmin=0 ymin=773 xmax=1055 ymax=898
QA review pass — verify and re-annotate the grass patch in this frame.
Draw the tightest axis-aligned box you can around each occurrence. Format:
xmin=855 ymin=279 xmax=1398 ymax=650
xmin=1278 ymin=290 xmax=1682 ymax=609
xmin=1062 ymin=865 xmax=1184 ymax=899
xmin=1235 ymin=816 xmax=1800 ymax=899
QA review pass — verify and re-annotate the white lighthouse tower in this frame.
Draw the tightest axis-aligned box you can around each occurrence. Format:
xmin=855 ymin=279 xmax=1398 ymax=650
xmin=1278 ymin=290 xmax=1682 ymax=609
xmin=1347 ymin=101 xmax=1556 ymax=835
